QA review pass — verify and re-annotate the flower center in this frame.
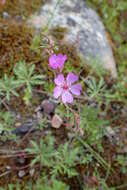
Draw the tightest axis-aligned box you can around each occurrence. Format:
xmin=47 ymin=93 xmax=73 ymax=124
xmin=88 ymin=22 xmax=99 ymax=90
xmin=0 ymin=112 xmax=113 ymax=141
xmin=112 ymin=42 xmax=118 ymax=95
xmin=63 ymin=83 xmax=69 ymax=90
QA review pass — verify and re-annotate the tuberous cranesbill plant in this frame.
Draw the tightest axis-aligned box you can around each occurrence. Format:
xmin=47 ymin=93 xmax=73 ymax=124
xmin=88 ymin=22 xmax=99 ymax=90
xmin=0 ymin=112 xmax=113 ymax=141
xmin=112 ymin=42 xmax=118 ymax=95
xmin=53 ymin=73 xmax=82 ymax=104
xmin=48 ymin=53 xmax=82 ymax=104
xmin=48 ymin=53 xmax=84 ymax=136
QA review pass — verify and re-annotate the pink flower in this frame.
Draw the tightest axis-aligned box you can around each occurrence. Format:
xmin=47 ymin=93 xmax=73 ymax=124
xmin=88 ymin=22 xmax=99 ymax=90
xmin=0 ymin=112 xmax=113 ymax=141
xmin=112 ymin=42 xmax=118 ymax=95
xmin=49 ymin=54 xmax=67 ymax=71
xmin=53 ymin=73 xmax=82 ymax=104
xmin=1 ymin=0 xmax=6 ymax=4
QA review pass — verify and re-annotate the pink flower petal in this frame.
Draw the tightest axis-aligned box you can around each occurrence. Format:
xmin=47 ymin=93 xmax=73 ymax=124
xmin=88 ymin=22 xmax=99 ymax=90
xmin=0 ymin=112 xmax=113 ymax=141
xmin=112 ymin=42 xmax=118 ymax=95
xmin=57 ymin=54 xmax=67 ymax=62
xmin=49 ymin=54 xmax=58 ymax=69
xmin=66 ymin=73 xmax=78 ymax=85
xmin=53 ymin=86 xmax=63 ymax=99
xmin=62 ymin=91 xmax=73 ymax=104
xmin=70 ymin=84 xmax=82 ymax=96
xmin=49 ymin=54 xmax=67 ymax=71
xmin=54 ymin=74 xmax=65 ymax=86
xmin=1 ymin=0 xmax=6 ymax=4
xmin=58 ymin=54 xmax=67 ymax=71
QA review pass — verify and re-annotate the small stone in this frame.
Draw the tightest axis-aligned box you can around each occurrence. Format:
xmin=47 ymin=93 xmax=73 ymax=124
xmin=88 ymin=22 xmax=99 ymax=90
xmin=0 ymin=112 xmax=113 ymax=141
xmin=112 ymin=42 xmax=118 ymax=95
xmin=29 ymin=168 xmax=35 ymax=177
xmin=51 ymin=114 xmax=63 ymax=128
xmin=36 ymin=111 xmax=43 ymax=121
xmin=16 ymin=114 xmax=21 ymax=119
xmin=18 ymin=170 xmax=25 ymax=178
xmin=79 ymin=128 xmax=84 ymax=136
xmin=6 ymin=165 xmax=11 ymax=170
xmin=2 ymin=12 xmax=9 ymax=19
xmin=41 ymin=100 xmax=55 ymax=114
xmin=12 ymin=119 xmax=36 ymax=135
xmin=106 ymin=126 xmax=115 ymax=137
xmin=18 ymin=158 xmax=26 ymax=165
xmin=35 ymin=105 xmax=41 ymax=112
xmin=123 ymin=147 xmax=127 ymax=153
xmin=98 ymin=187 xmax=104 ymax=190
xmin=15 ymin=122 xmax=21 ymax=127
xmin=15 ymin=15 xmax=22 ymax=22
xmin=68 ymin=132 xmax=75 ymax=139
xmin=121 ymin=106 xmax=127 ymax=117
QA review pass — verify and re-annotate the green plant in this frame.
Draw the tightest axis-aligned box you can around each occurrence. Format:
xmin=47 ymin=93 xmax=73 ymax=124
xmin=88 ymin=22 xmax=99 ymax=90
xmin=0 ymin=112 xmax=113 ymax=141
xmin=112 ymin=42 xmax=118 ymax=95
xmin=51 ymin=142 xmax=79 ymax=178
xmin=77 ymin=136 xmax=111 ymax=172
xmin=0 ymin=188 xmax=5 ymax=190
xmin=86 ymin=0 xmax=127 ymax=77
xmin=113 ymin=77 xmax=127 ymax=103
xmin=43 ymin=0 xmax=63 ymax=32
xmin=26 ymin=135 xmax=55 ymax=167
xmin=14 ymin=61 xmax=44 ymax=94
xmin=116 ymin=155 xmax=127 ymax=174
xmin=43 ymin=80 xmax=54 ymax=93
xmin=27 ymin=135 xmax=81 ymax=178
xmin=85 ymin=76 xmax=119 ymax=104
xmin=0 ymin=74 xmax=20 ymax=101
xmin=86 ymin=57 xmax=107 ymax=77
xmin=64 ymin=61 xmax=81 ymax=74
xmin=85 ymin=77 xmax=106 ymax=101
xmin=30 ymin=34 xmax=41 ymax=53
xmin=0 ymin=111 xmax=16 ymax=141
xmin=34 ymin=179 xmax=69 ymax=190
xmin=80 ymin=105 xmax=107 ymax=150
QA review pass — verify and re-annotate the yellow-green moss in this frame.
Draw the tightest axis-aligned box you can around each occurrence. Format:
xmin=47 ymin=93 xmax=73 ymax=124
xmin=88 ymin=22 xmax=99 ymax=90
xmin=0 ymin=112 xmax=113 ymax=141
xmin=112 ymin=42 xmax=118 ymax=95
xmin=0 ymin=19 xmax=38 ymax=77
xmin=0 ymin=0 xmax=45 ymax=18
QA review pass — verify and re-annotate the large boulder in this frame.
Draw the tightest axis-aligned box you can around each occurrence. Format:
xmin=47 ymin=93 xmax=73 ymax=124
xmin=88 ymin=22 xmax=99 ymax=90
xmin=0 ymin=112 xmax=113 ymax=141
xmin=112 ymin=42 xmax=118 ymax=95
xmin=28 ymin=0 xmax=117 ymax=78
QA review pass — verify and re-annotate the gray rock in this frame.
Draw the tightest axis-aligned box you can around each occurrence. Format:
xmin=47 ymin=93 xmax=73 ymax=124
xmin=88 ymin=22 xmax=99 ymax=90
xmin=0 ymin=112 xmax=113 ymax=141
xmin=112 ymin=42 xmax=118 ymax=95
xmin=28 ymin=0 xmax=117 ymax=78
xmin=41 ymin=99 xmax=55 ymax=114
xmin=12 ymin=119 xmax=37 ymax=135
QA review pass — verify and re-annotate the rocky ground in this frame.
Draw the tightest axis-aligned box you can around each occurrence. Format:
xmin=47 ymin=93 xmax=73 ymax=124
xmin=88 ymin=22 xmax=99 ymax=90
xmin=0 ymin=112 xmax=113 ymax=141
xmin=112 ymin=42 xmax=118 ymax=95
xmin=0 ymin=0 xmax=127 ymax=189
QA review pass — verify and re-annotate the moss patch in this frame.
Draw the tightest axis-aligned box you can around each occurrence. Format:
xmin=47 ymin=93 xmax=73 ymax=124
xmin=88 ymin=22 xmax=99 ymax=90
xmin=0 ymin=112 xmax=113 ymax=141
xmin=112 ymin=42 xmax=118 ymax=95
xmin=0 ymin=19 xmax=40 ymax=77
xmin=0 ymin=0 xmax=45 ymax=18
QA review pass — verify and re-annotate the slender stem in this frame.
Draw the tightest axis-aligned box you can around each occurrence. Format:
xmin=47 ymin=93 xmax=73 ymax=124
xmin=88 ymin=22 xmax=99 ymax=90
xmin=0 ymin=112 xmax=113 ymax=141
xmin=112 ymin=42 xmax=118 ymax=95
xmin=76 ymin=136 xmax=114 ymax=173
xmin=115 ymin=183 xmax=127 ymax=189
xmin=0 ymin=153 xmax=34 ymax=158
xmin=43 ymin=0 xmax=63 ymax=32
xmin=0 ymin=171 xmax=11 ymax=178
